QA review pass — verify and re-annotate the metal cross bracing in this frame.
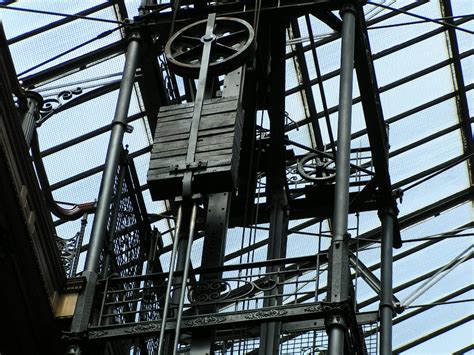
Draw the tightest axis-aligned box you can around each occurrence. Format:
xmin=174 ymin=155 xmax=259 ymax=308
xmin=0 ymin=0 xmax=473 ymax=354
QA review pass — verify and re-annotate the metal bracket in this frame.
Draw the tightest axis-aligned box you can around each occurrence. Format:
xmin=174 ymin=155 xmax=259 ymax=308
xmin=169 ymin=160 xmax=208 ymax=174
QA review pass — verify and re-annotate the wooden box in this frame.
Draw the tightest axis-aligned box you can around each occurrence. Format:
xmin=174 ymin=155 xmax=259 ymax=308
xmin=147 ymin=96 xmax=243 ymax=200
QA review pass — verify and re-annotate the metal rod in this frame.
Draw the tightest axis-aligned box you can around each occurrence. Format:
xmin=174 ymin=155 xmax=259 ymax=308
xmin=69 ymin=34 xmax=141 ymax=337
xmin=332 ymin=8 xmax=355 ymax=244
xmin=327 ymin=6 xmax=356 ymax=355
xmin=173 ymin=203 xmax=198 ymax=355
xmin=157 ymin=205 xmax=183 ymax=355
xmin=379 ymin=207 xmax=395 ymax=355
xmin=182 ymin=13 xmax=216 ymax=197
xmin=402 ymin=244 xmax=474 ymax=307
xmin=83 ymin=33 xmax=141 ymax=273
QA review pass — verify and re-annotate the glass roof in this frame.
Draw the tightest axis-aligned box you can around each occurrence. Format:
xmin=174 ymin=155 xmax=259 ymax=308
xmin=1 ymin=0 xmax=472 ymax=353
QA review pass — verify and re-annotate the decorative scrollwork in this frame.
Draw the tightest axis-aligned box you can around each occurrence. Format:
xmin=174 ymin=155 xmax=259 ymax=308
xmin=56 ymin=231 xmax=81 ymax=278
xmin=187 ymin=277 xmax=278 ymax=305
xmin=39 ymin=87 xmax=83 ymax=123
xmin=188 ymin=280 xmax=230 ymax=303
xmin=303 ymin=304 xmax=323 ymax=313
xmin=124 ymin=323 xmax=160 ymax=334
xmin=244 ymin=309 xmax=288 ymax=320
xmin=183 ymin=315 xmax=227 ymax=327
xmin=89 ymin=330 xmax=108 ymax=338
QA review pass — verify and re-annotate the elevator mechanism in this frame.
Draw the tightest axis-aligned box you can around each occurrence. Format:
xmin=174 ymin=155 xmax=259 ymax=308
xmin=0 ymin=1 xmax=403 ymax=354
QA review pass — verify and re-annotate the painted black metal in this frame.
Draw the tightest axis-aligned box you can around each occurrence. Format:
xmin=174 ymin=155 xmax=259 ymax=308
xmin=258 ymin=18 xmax=290 ymax=355
xmin=165 ymin=16 xmax=255 ymax=78
xmin=379 ymin=207 xmax=395 ymax=355
xmin=70 ymin=34 xmax=141 ymax=338
xmin=19 ymin=91 xmax=42 ymax=146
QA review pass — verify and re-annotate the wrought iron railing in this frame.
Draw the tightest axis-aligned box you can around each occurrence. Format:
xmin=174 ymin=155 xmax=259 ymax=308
xmin=94 ymin=254 xmax=327 ymax=327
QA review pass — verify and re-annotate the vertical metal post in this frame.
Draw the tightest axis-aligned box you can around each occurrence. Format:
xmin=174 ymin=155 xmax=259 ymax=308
xmin=259 ymin=18 xmax=288 ymax=355
xmin=379 ymin=207 xmax=395 ymax=355
xmin=70 ymin=33 xmax=141 ymax=335
xmin=326 ymin=5 xmax=356 ymax=355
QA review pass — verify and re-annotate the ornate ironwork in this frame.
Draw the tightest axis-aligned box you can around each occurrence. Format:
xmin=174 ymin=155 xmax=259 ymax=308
xmin=124 ymin=323 xmax=160 ymax=334
xmin=56 ymin=212 xmax=88 ymax=278
xmin=244 ymin=309 xmax=288 ymax=320
xmin=183 ymin=315 xmax=227 ymax=327
xmin=95 ymin=255 xmax=325 ymax=326
xmin=38 ymin=88 xmax=83 ymax=124
xmin=97 ymin=151 xmax=152 ymax=326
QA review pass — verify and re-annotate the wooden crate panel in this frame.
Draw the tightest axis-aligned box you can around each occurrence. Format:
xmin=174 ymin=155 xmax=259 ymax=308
xmin=148 ymin=96 xmax=243 ymax=200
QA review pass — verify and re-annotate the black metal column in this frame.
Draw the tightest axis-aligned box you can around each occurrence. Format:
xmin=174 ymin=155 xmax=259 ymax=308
xmin=69 ymin=33 xmax=141 ymax=339
xmin=379 ymin=206 xmax=395 ymax=355
xmin=326 ymin=5 xmax=356 ymax=355
xmin=259 ymin=19 xmax=289 ymax=355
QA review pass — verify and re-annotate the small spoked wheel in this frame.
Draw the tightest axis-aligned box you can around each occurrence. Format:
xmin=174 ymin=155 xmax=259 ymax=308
xmin=297 ymin=153 xmax=336 ymax=183
xmin=165 ymin=17 xmax=255 ymax=78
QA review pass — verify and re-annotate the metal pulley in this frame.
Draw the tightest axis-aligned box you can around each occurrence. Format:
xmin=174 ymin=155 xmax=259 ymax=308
xmin=297 ymin=153 xmax=336 ymax=183
xmin=165 ymin=16 xmax=256 ymax=78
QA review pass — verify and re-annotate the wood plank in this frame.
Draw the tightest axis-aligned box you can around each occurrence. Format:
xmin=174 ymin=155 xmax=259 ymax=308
xmin=196 ymin=141 xmax=234 ymax=154
xmin=153 ymin=139 xmax=188 ymax=152
xmin=155 ymin=118 xmax=191 ymax=132
xmin=151 ymin=148 xmax=188 ymax=159
xmin=157 ymin=111 xmax=194 ymax=122
xmin=156 ymin=132 xmax=190 ymax=143
xmin=149 ymin=156 xmax=186 ymax=170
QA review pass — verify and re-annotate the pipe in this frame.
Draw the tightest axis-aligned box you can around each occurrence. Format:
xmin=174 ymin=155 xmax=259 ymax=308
xmin=157 ymin=205 xmax=183 ymax=355
xmin=328 ymin=323 xmax=346 ymax=354
xmin=83 ymin=33 xmax=141 ymax=273
xmin=379 ymin=207 xmax=395 ymax=355
xmin=332 ymin=6 xmax=356 ymax=244
xmin=327 ymin=5 xmax=356 ymax=355
xmin=172 ymin=203 xmax=198 ymax=355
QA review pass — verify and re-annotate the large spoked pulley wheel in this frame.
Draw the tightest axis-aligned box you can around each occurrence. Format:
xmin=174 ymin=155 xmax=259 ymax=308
xmin=297 ymin=153 xmax=336 ymax=183
xmin=165 ymin=17 xmax=256 ymax=78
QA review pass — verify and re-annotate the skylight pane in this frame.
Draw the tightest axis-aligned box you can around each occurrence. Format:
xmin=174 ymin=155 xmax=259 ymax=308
xmin=374 ymin=33 xmax=449 ymax=87
xmin=368 ymin=1 xmax=441 ymax=54
xmin=398 ymin=162 xmax=470 ymax=217
xmin=10 ymin=7 xmax=121 ymax=76
xmin=380 ymin=66 xmax=455 ymax=119
xmin=0 ymin=2 xmax=106 ymax=39
xmin=388 ymin=98 xmax=458 ymax=151
xmin=390 ymin=129 xmax=464 ymax=183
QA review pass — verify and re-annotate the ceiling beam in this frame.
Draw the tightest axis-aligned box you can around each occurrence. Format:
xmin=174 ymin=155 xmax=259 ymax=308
xmin=440 ymin=0 xmax=474 ymax=183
